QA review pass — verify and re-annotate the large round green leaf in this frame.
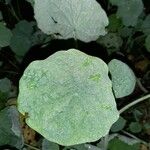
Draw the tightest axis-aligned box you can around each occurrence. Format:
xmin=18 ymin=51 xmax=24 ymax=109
xmin=34 ymin=0 xmax=108 ymax=42
xmin=108 ymin=59 xmax=136 ymax=98
xmin=18 ymin=49 xmax=119 ymax=146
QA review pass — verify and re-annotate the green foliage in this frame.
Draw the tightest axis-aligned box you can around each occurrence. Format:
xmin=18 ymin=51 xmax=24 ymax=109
xmin=18 ymin=49 xmax=119 ymax=146
xmin=109 ymin=0 xmax=144 ymax=27
xmin=0 ymin=11 xmax=3 ymax=20
xmin=0 ymin=91 xmax=7 ymax=110
xmin=34 ymin=0 xmax=108 ymax=42
xmin=111 ymin=116 xmax=126 ymax=132
xmin=0 ymin=78 xmax=12 ymax=110
xmin=10 ymin=20 xmax=34 ymax=56
xmin=0 ymin=22 xmax=12 ymax=47
xmin=108 ymin=14 xmax=123 ymax=32
xmin=10 ymin=20 xmax=50 ymax=57
xmin=0 ymin=0 xmax=149 ymax=149
xmin=141 ymin=15 xmax=150 ymax=35
xmin=108 ymin=137 xmax=140 ymax=150
xmin=97 ymin=33 xmax=123 ymax=54
xmin=108 ymin=59 xmax=136 ymax=98
xmin=0 ymin=78 xmax=11 ymax=93
xmin=64 ymin=143 xmax=101 ymax=150
xmin=129 ymin=122 xmax=142 ymax=133
xmin=0 ymin=106 xmax=24 ymax=149
xmin=42 ymin=139 xmax=59 ymax=150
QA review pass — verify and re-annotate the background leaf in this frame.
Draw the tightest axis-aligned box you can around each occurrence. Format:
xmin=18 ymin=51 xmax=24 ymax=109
xmin=0 ymin=22 xmax=12 ymax=47
xmin=108 ymin=59 xmax=136 ymax=98
xmin=141 ymin=15 xmax=150 ymax=35
xmin=111 ymin=117 xmax=126 ymax=132
xmin=0 ymin=78 xmax=13 ymax=110
xmin=0 ymin=78 xmax=11 ymax=93
xmin=108 ymin=14 xmax=123 ymax=32
xmin=10 ymin=20 xmax=34 ymax=56
xmin=0 ymin=11 xmax=3 ymax=20
xmin=0 ymin=106 xmax=24 ymax=149
xmin=129 ymin=122 xmax=142 ymax=133
xmin=108 ymin=137 xmax=140 ymax=150
xmin=97 ymin=33 xmax=123 ymax=55
xmin=42 ymin=139 xmax=59 ymax=150
xmin=34 ymin=0 xmax=108 ymax=42
xmin=109 ymin=0 xmax=144 ymax=27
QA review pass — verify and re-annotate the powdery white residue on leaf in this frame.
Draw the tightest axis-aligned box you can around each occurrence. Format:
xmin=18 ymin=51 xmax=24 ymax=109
xmin=34 ymin=0 xmax=109 ymax=42
xmin=108 ymin=59 xmax=136 ymax=98
xmin=18 ymin=49 xmax=119 ymax=146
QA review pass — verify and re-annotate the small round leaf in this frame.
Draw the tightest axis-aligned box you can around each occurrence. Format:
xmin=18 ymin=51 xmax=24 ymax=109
xmin=108 ymin=59 xmax=136 ymax=98
xmin=111 ymin=116 xmax=126 ymax=132
xmin=18 ymin=49 xmax=119 ymax=146
xmin=129 ymin=122 xmax=142 ymax=133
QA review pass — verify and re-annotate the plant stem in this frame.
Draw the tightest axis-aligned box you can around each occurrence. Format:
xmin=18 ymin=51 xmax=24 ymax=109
xmin=8 ymin=5 xmax=20 ymax=21
xmin=137 ymin=78 xmax=149 ymax=93
xmin=0 ymin=70 xmax=19 ymax=74
xmin=122 ymin=130 xmax=148 ymax=146
xmin=119 ymin=94 xmax=150 ymax=114
xmin=103 ymin=134 xmax=109 ymax=150
xmin=16 ymin=0 xmax=22 ymax=19
xmin=74 ymin=38 xmax=78 ymax=49
xmin=24 ymin=143 xmax=40 ymax=150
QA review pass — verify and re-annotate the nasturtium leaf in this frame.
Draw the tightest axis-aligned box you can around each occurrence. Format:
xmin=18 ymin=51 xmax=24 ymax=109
xmin=34 ymin=0 xmax=109 ymax=42
xmin=141 ymin=15 xmax=150 ymax=35
xmin=111 ymin=116 xmax=126 ymax=132
xmin=0 ymin=22 xmax=12 ymax=47
xmin=18 ymin=49 xmax=119 ymax=146
xmin=119 ymin=27 xmax=133 ymax=38
xmin=0 ymin=106 xmax=24 ymax=149
xmin=108 ymin=14 xmax=123 ymax=32
xmin=109 ymin=0 xmax=144 ymax=27
xmin=145 ymin=35 xmax=150 ymax=52
xmin=108 ymin=59 xmax=136 ymax=98
xmin=10 ymin=20 xmax=34 ymax=56
xmin=108 ymin=137 xmax=140 ymax=150
xmin=97 ymin=33 xmax=123 ymax=54
xmin=129 ymin=122 xmax=142 ymax=133
xmin=0 ymin=77 xmax=11 ymax=93
xmin=13 ymin=20 xmax=34 ymax=37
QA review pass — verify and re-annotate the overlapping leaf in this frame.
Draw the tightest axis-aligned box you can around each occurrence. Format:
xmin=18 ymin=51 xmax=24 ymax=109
xmin=108 ymin=59 xmax=136 ymax=98
xmin=0 ymin=106 xmax=24 ymax=149
xmin=18 ymin=49 xmax=119 ymax=146
xmin=109 ymin=0 xmax=144 ymax=27
xmin=34 ymin=0 xmax=108 ymax=42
